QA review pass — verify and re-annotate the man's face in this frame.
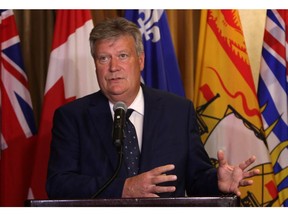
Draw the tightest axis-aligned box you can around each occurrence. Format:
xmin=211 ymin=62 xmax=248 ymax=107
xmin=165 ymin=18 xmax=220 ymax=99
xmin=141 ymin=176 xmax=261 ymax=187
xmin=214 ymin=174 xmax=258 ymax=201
xmin=93 ymin=35 xmax=144 ymax=105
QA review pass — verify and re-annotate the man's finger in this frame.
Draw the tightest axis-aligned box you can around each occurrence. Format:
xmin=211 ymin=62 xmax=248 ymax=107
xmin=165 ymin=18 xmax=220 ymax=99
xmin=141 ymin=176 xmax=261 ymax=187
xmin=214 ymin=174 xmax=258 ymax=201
xmin=151 ymin=164 xmax=175 ymax=175
xmin=153 ymin=185 xmax=176 ymax=194
xmin=243 ymin=169 xmax=260 ymax=178
xmin=238 ymin=155 xmax=256 ymax=170
xmin=239 ymin=179 xmax=253 ymax=187
xmin=217 ymin=150 xmax=227 ymax=166
xmin=152 ymin=174 xmax=177 ymax=185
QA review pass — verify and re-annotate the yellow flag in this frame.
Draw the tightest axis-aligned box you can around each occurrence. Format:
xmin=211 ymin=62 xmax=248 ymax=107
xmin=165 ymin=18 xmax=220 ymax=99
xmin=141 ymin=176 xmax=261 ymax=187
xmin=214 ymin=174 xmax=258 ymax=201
xmin=195 ymin=10 xmax=280 ymax=206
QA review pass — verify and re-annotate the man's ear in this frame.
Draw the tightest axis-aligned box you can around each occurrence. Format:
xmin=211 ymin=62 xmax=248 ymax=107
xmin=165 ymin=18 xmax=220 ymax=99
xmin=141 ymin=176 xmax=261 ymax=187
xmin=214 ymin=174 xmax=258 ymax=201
xmin=139 ymin=52 xmax=145 ymax=71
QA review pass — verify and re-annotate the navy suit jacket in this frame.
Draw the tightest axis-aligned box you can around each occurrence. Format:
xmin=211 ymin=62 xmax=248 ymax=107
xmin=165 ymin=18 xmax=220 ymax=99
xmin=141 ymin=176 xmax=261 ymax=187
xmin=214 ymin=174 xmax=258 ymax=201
xmin=46 ymin=85 xmax=220 ymax=199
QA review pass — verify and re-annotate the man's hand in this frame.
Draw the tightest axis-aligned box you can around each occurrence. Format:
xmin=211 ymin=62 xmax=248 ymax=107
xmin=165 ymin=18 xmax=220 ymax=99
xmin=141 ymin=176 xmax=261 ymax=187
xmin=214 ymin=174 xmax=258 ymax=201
xmin=217 ymin=150 xmax=260 ymax=196
xmin=122 ymin=164 xmax=177 ymax=198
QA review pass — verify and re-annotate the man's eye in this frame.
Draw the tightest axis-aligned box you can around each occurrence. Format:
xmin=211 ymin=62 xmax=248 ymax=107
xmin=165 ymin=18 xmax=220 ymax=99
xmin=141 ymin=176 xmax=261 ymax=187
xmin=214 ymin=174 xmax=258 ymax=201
xmin=119 ymin=53 xmax=128 ymax=60
xmin=98 ymin=56 xmax=110 ymax=63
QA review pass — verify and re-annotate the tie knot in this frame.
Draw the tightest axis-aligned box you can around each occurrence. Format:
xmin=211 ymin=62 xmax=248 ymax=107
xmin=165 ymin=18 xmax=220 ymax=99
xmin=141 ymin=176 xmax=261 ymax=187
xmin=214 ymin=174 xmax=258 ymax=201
xmin=126 ymin=109 xmax=134 ymax=119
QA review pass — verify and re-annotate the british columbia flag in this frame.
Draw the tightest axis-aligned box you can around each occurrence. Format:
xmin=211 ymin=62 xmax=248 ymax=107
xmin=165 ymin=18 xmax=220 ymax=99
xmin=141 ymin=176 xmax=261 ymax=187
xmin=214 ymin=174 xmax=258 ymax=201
xmin=0 ymin=9 xmax=37 ymax=206
xmin=258 ymin=9 xmax=288 ymax=206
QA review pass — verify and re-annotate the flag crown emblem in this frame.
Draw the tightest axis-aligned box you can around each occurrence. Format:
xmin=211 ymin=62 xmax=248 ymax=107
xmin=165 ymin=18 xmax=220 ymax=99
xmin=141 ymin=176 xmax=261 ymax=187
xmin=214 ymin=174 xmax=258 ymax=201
xmin=137 ymin=10 xmax=164 ymax=43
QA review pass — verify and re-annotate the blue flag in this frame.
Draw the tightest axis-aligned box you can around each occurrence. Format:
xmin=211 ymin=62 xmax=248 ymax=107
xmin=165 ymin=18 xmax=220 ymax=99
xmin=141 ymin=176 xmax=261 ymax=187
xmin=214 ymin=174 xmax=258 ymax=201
xmin=125 ymin=10 xmax=185 ymax=97
xmin=258 ymin=9 xmax=288 ymax=207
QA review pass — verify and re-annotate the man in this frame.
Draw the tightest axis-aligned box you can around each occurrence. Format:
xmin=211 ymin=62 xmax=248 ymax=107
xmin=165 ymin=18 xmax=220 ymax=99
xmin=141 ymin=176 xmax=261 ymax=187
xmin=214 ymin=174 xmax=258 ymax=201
xmin=46 ymin=17 xmax=259 ymax=199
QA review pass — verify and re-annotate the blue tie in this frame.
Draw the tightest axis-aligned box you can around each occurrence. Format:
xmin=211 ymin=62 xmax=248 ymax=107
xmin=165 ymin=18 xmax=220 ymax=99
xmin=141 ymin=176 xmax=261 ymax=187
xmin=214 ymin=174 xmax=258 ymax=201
xmin=124 ymin=109 xmax=140 ymax=177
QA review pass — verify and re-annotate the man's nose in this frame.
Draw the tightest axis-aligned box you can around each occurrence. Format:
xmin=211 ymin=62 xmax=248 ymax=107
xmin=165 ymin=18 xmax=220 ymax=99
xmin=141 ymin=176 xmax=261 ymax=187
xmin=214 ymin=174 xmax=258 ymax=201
xmin=109 ymin=57 xmax=120 ymax=71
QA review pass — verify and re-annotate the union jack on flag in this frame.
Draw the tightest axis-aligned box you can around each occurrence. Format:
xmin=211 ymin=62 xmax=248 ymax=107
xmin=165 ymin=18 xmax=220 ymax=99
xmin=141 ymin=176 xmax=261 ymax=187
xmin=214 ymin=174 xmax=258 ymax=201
xmin=0 ymin=9 xmax=37 ymax=206
xmin=258 ymin=9 xmax=288 ymax=206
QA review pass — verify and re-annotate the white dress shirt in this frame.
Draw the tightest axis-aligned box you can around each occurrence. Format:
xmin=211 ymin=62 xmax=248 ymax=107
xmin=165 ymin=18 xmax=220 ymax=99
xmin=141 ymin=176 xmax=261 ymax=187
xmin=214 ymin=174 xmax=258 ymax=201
xmin=109 ymin=87 xmax=144 ymax=152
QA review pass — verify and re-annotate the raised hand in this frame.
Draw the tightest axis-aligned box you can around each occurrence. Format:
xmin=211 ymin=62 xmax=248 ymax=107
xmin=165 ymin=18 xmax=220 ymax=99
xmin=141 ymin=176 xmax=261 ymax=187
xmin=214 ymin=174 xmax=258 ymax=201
xmin=217 ymin=150 xmax=260 ymax=196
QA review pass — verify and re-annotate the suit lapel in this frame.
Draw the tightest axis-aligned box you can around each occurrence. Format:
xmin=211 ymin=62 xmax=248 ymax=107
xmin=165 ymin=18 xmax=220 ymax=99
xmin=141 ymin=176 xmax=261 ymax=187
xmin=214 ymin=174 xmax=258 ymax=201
xmin=140 ymin=86 xmax=164 ymax=172
xmin=88 ymin=92 xmax=119 ymax=170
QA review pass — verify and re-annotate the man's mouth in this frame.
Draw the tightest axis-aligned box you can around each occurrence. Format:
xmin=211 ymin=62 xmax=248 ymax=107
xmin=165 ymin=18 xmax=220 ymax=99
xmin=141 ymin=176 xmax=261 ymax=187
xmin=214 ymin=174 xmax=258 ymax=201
xmin=109 ymin=75 xmax=124 ymax=81
xmin=108 ymin=77 xmax=124 ymax=83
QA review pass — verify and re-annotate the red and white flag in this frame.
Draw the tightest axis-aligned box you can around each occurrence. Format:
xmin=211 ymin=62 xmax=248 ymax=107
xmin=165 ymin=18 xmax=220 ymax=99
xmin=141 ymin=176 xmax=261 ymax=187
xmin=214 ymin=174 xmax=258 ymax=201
xmin=30 ymin=10 xmax=99 ymax=199
xmin=0 ymin=10 xmax=37 ymax=206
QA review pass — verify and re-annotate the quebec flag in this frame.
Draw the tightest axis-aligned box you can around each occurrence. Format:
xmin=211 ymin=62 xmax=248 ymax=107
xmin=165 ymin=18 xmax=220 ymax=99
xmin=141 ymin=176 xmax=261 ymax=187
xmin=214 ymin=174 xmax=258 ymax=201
xmin=125 ymin=10 xmax=185 ymax=97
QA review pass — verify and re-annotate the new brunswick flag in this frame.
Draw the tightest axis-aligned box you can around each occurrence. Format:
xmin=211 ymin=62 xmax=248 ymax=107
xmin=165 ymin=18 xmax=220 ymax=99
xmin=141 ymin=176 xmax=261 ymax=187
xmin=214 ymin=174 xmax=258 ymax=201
xmin=194 ymin=10 xmax=280 ymax=206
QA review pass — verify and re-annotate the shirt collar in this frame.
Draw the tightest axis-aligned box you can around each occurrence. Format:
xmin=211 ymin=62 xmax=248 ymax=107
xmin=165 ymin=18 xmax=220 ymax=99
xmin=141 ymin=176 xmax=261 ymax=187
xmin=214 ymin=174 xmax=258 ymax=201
xmin=128 ymin=87 xmax=144 ymax=116
xmin=109 ymin=86 xmax=144 ymax=116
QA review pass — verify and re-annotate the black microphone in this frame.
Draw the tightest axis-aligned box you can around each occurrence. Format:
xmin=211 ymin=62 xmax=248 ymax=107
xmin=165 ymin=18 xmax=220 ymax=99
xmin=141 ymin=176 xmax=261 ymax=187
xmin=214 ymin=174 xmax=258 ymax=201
xmin=91 ymin=101 xmax=127 ymax=199
xmin=112 ymin=101 xmax=127 ymax=152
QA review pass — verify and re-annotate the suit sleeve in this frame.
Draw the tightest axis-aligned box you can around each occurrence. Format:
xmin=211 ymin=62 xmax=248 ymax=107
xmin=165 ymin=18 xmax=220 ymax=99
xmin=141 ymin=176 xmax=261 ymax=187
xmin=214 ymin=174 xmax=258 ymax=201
xmin=185 ymin=101 xmax=221 ymax=196
xmin=46 ymin=106 xmax=126 ymax=199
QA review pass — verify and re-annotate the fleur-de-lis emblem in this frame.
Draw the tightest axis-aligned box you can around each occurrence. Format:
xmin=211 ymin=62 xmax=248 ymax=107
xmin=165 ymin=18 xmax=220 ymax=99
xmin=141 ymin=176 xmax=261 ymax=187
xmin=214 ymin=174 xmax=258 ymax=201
xmin=137 ymin=10 xmax=164 ymax=43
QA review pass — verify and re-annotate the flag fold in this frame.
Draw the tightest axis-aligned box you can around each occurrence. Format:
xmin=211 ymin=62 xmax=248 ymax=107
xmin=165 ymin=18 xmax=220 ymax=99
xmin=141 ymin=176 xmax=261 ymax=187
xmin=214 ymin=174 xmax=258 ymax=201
xmin=258 ymin=9 xmax=288 ymax=207
xmin=195 ymin=9 xmax=280 ymax=207
xmin=30 ymin=10 xmax=99 ymax=199
xmin=0 ymin=9 xmax=37 ymax=207
xmin=125 ymin=9 xmax=185 ymax=97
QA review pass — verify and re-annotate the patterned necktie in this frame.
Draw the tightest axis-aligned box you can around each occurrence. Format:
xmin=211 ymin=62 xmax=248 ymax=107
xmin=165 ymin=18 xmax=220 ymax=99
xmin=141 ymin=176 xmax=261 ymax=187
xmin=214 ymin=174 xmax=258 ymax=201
xmin=123 ymin=109 xmax=140 ymax=177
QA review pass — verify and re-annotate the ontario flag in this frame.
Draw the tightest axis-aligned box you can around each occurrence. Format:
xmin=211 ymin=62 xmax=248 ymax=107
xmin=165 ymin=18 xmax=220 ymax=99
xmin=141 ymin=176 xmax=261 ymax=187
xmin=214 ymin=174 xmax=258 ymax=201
xmin=258 ymin=9 xmax=288 ymax=206
xmin=0 ymin=10 xmax=37 ymax=206
xmin=125 ymin=10 xmax=185 ymax=97
xmin=194 ymin=10 xmax=280 ymax=206
xmin=30 ymin=10 xmax=99 ymax=199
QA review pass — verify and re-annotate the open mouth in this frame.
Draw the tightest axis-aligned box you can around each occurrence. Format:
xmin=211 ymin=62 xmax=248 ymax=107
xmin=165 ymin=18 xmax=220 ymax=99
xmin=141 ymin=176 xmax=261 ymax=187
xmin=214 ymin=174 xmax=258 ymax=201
xmin=108 ymin=77 xmax=124 ymax=83
xmin=108 ymin=75 xmax=124 ymax=81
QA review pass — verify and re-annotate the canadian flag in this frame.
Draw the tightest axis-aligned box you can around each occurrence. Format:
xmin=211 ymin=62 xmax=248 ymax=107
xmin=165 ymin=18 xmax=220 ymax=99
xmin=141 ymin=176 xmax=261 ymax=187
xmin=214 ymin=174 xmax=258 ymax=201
xmin=30 ymin=10 xmax=99 ymax=199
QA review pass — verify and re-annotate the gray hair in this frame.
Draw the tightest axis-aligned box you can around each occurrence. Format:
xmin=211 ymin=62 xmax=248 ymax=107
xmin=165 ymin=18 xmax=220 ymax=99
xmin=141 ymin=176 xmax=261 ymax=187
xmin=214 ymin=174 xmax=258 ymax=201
xmin=89 ymin=17 xmax=144 ymax=58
